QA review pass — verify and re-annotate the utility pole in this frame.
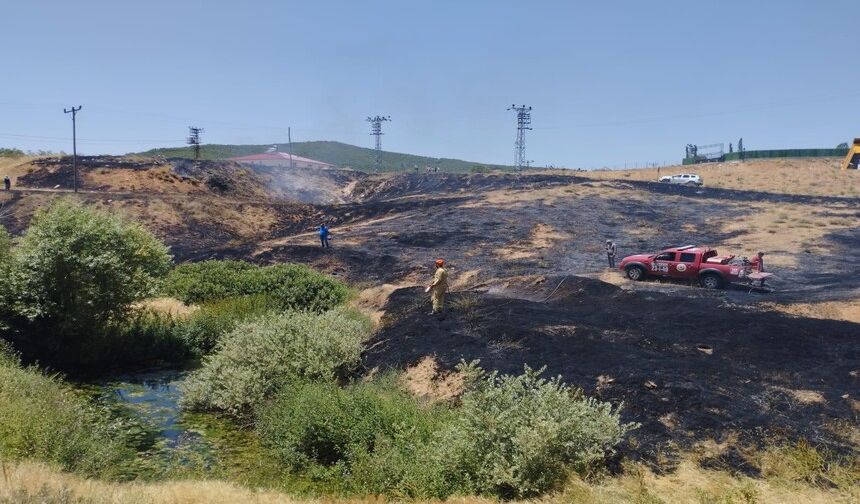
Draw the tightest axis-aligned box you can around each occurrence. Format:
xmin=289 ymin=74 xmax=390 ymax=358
xmin=63 ymin=106 xmax=82 ymax=192
xmin=507 ymin=104 xmax=532 ymax=170
xmin=187 ymin=126 xmax=204 ymax=160
xmin=366 ymin=115 xmax=391 ymax=171
xmin=288 ymin=127 xmax=294 ymax=169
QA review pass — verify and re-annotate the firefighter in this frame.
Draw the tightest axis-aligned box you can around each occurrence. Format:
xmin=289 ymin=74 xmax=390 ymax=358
xmin=318 ymin=224 xmax=330 ymax=248
xmin=605 ymin=239 xmax=617 ymax=268
xmin=3 ymin=176 xmax=10 ymax=191
xmin=426 ymin=258 xmax=448 ymax=316
xmin=751 ymin=251 xmax=765 ymax=272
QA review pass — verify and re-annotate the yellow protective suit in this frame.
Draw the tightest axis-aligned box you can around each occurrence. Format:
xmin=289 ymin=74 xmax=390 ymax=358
xmin=431 ymin=267 xmax=448 ymax=313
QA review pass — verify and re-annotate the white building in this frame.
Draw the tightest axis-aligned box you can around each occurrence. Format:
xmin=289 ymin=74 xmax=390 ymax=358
xmin=229 ymin=151 xmax=335 ymax=170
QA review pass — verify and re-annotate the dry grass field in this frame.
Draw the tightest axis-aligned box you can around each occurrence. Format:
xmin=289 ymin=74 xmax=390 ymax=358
xmin=582 ymin=157 xmax=860 ymax=197
xmin=2 ymin=453 xmax=856 ymax=504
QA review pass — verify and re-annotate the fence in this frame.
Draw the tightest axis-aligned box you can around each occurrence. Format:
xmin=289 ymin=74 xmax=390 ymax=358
xmin=683 ymin=148 xmax=849 ymax=165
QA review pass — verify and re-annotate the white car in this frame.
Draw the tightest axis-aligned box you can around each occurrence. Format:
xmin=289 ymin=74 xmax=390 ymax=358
xmin=659 ymin=173 xmax=703 ymax=186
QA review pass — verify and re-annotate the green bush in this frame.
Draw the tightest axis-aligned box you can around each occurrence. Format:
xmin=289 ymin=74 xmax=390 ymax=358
xmin=0 ymin=147 xmax=25 ymax=158
xmin=161 ymin=260 xmax=349 ymax=312
xmin=0 ymin=226 xmax=13 ymax=333
xmin=256 ymin=364 xmax=635 ymax=500
xmin=180 ymin=308 xmax=370 ymax=419
xmin=257 ymin=377 xmax=450 ymax=498
xmin=430 ymin=363 xmax=637 ymax=498
xmin=7 ymin=200 xmax=171 ymax=347
xmin=70 ymin=311 xmax=191 ymax=368
xmin=0 ymin=347 xmax=138 ymax=478
xmin=177 ymin=295 xmax=276 ymax=355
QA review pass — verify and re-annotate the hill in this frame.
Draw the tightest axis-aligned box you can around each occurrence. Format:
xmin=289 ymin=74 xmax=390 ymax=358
xmin=137 ymin=140 xmax=513 ymax=173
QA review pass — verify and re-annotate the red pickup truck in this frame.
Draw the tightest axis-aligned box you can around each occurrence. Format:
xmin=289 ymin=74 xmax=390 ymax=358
xmin=618 ymin=245 xmax=767 ymax=289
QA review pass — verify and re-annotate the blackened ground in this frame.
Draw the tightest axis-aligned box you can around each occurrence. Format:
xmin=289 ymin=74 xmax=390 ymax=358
xmin=350 ymin=172 xmax=588 ymax=200
xmin=364 ymin=276 xmax=860 ymax=458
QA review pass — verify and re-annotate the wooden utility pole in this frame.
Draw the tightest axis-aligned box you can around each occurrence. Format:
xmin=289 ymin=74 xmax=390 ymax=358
xmin=63 ymin=106 xmax=82 ymax=192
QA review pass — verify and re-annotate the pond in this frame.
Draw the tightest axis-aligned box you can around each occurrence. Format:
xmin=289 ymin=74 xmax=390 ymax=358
xmin=90 ymin=368 xmax=194 ymax=447
xmin=79 ymin=368 xmax=286 ymax=486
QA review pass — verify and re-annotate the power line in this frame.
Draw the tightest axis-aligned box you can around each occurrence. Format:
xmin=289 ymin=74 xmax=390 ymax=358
xmin=507 ymin=104 xmax=532 ymax=170
xmin=365 ymin=115 xmax=390 ymax=171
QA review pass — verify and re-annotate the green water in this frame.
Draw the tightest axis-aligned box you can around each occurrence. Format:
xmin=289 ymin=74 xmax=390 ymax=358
xmin=80 ymin=368 xmax=301 ymax=490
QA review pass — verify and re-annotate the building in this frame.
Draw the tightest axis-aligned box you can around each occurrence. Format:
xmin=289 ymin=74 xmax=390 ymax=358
xmin=229 ymin=151 xmax=335 ymax=170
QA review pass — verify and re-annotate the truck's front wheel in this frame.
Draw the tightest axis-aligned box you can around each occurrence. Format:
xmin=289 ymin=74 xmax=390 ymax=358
xmin=626 ymin=265 xmax=646 ymax=281
xmin=700 ymin=273 xmax=723 ymax=289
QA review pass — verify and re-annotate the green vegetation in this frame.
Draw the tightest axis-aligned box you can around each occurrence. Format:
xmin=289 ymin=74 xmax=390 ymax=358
xmin=0 ymin=342 xmax=138 ymax=479
xmin=7 ymin=200 xmax=170 ymax=338
xmin=0 ymin=147 xmax=25 ymax=158
xmin=254 ymin=364 xmax=636 ymax=499
xmin=257 ymin=376 xmax=450 ymax=497
xmin=175 ymin=295 xmax=272 ymax=355
xmin=161 ymin=259 xmax=350 ymax=312
xmin=137 ymin=140 xmax=513 ymax=173
xmin=180 ymin=308 xmax=370 ymax=419
xmin=1 ymin=200 xmax=171 ymax=365
xmin=432 ymin=363 xmax=637 ymax=498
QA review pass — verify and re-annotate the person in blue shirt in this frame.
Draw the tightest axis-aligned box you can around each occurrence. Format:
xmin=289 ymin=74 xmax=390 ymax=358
xmin=319 ymin=224 xmax=330 ymax=248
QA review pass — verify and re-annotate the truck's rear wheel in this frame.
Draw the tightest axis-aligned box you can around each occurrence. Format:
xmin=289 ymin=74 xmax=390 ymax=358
xmin=626 ymin=265 xmax=646 ymax=281
xmin=700 ymin=273 xmax=723 ymax=289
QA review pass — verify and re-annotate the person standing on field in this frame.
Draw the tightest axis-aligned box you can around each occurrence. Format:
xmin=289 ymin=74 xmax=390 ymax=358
xmin=426 ymin=259 xmax=448 ymax=317
xmin=3 ymin=176 xmax=10 ymax=191
xmin=318 ymin=223 xmax=331 ymax=248
xmin=605 ymin=239 xmax=617 ymax=268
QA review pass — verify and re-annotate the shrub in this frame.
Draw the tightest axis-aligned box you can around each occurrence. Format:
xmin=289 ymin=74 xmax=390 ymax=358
xmin=161 ymin=260 xmax=350 ymax=312
xmin=0 ymin=349 xmax=138 ymax=478
xmin=0 ymin=147 xmax=25 ymax=158
xmin=257 ymin=364 xmax=636 ymax=500
xmin=257 ymin=377 xmax=450 ymax=498
xmin=7 ymin=200 xmax=171 ymax=346
xmin=0 ymin=226 xmax=13 ymax=333
xmin=176 ymin=295 xmax=272 ymax=355
xmin=69 ymin=311 xmax=191 ymax=369
xmin=180 ymin=308 xmax=370 ymax=419
xmin=430 ymin=363 xmax=637 ymax=498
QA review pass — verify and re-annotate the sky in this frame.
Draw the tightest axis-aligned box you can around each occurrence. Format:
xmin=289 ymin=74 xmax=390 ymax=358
xmin=1 ymin=0 xmax=858 ymax=168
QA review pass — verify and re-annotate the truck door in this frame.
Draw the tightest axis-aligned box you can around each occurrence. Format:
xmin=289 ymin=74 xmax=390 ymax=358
xmin=675 ymin=252 xmax=699 ymax=279
xmin=650 ymin=251 xmax=676 ymax=276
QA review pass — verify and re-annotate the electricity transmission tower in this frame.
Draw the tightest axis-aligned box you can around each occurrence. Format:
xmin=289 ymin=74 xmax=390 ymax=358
xmin=187 ymin=126 xmax=204 ymax=160
xmin=507 ymin=104 xmax=532 ymax=170
xmin=63 ymin=105 xmax=82 ymax=192
xmin=366 ymin=115 xmax=390 ymax=171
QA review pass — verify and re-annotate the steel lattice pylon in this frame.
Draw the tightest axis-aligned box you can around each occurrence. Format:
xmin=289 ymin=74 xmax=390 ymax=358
xmin=507 ymin=105 xmax=532 ymax=169
xmin=366 ymin=115 xmax=391 ymax=171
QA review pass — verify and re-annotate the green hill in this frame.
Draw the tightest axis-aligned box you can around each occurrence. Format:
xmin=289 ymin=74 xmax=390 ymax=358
xmin=136 ymin=141 xmax=512 ymax=173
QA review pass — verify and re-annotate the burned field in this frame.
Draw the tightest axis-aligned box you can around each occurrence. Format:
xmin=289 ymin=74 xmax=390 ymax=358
xmin=365 ymin=277 xmax=859 ymax=458
xmin=2 ymin=159 xmax=859 ymax=465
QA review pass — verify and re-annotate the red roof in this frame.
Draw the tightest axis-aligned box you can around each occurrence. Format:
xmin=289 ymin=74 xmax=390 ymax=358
xmin=229 ymin=151 xmax=333 ymax=167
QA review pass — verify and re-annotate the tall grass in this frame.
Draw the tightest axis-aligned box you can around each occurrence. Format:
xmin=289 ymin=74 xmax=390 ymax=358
xmin=0 ymin=343 xmax=139 ymax=479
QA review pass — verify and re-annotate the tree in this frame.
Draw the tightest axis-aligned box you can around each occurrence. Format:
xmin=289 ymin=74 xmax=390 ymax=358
xmin=0 ymin=226 xmax=13 ymax=332
xmin=837 ymin=142 xmax=849 ymax=149
xmin=8 ymin=200 xmax=171 ymax=342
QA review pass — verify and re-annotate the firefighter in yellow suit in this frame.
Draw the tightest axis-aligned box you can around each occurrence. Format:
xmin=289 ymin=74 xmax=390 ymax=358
xmin=427 ymin=259 xmax=448 ymax=316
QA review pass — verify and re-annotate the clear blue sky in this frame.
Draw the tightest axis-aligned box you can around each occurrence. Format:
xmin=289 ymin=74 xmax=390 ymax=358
xmin=2 ymin=0 xmax=857 ymax=168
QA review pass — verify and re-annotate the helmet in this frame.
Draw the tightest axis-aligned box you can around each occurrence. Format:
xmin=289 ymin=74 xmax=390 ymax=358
xmin=435 ymin=259 xmax=445 ymax=267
